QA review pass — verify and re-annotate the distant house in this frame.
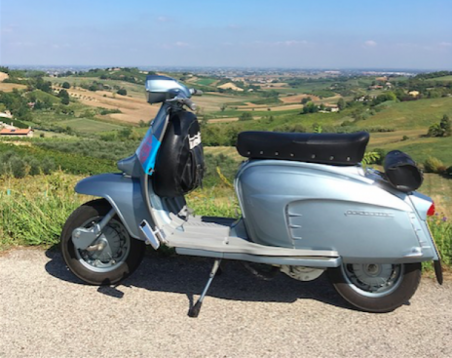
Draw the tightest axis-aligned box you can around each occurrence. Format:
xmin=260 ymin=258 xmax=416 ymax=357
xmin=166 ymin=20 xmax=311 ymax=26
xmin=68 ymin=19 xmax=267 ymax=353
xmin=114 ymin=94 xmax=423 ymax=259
xmin=0 ymin=121 xmax=16 ymax=130
xmin=409 ymin=91 xmax=420 ymax=97
xmin=0 ymin=110 xmax=13 ymax=119
xmin=0 ymin=127 xmax=34 ymax=138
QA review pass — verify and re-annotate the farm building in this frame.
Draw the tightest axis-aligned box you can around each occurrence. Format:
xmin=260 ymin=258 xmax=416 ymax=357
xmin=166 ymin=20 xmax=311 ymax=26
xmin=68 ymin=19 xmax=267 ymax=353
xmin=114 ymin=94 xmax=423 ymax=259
xmin=0 ymin=127 xmax=34 ymax=138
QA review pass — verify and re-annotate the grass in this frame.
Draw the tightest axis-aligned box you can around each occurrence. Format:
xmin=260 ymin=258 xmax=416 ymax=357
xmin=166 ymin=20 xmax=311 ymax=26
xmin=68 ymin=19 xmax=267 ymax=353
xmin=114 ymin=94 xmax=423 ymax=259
xmin=369 ymin=135 xmax=452 ymax=166
xmin=196 ymin=78 xmax=217 ymax=86
xmin=47 ymin=76 xmax=145 ymax=99
xmin=425 ymin=75 xmax=452 ymax=82
xmin=58 ymin=118 xmax=123 ymax=133
xmin=204 ymin=146 xmax=242 ymax=161
xmin=421 ymin=174 xmax=452 ymax=219
xmin=0 ymin=172 xmax=87 ymax=249
xmin=355 ymin=97 xmax=452 ymax=131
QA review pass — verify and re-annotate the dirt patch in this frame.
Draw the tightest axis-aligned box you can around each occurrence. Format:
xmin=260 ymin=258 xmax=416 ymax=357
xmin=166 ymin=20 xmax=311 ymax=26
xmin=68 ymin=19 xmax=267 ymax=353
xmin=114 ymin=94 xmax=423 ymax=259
xmin=7 ymin=141 xmax=33 ymax=147
xmin=240 ymin=104 xmax=304 ymax=112
xmin=208 ymin=116 xmax=263 ymax=123
xmin=217 ymin=82 xmax=244 ymax=92
xmin=0 ymin=83 xmax=27 ymax=92
xmin=280 ymin=94 xmax=321 ymax=104
xmin=0 ymin=72 xmax=9 ymax=82
xmin=208 ymin=117 xmax=240 ymax=123
xmin=67 ymin=88 xmax=159 ymax=124
xmin=369 ymin=129 xmax=426 ymax=146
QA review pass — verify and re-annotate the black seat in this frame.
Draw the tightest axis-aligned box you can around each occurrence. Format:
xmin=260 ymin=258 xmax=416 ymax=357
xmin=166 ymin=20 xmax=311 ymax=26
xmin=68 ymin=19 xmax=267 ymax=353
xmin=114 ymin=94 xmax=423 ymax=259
xmin=236 ymin=131 xmax=369 ymax=166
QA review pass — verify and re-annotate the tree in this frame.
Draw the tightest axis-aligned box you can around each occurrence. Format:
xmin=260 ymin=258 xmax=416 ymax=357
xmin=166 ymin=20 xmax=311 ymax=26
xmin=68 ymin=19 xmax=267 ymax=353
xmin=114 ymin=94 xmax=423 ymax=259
xmin=58 ymin=89 xmax=70 ymax=105
xmin=117 ymin=88 xmax=127 ymax=96
xmin=302 ymin=102 xmax=318 ymax=114
xmin=301 ymin=97 xmax=311 ymax=105
xmin=428 ymin=114 xmax=451 ymax=137
xmin=440 ymin=114 xmax=451 ymax=137
xmin=239 ymin=112 xmax=253 ymax=121
xmin=62 ymin=82 xmax=71 ymax=89
xmin=337 ymin=98 xmax=346 ymax=110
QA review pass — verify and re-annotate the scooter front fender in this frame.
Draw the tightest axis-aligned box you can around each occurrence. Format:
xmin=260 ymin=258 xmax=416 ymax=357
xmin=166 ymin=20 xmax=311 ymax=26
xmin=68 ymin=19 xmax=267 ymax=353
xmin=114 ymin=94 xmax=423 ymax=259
xmin=75 ymin=173 xmax=151 ymax=240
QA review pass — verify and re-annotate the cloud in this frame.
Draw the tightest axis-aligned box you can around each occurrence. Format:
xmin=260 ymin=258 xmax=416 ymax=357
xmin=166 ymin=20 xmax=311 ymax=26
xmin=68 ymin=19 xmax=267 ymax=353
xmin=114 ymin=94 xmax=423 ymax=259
xmin=439 ymin=42 xmax=452 ymax=47
xmin=364 ymin=40 xmax=377 ymax=48
xmin=1 ymin=27 xmax=14 ymax=34
xmin=250 ymin=40 xmax=308 ymax=47
xmin=159 ymin=41 xmax=192 ymax=49
xmin=157 ymin=16 xmax=170 ymax=22
xmin=279 ymin=40 xmax=308 ymax=46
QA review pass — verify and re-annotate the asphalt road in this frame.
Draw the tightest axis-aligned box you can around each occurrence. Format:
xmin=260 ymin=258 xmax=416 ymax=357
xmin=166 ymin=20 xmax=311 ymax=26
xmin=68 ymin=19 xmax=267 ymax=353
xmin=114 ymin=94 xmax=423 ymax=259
xmin=1 ymin=249 xmax=451 ymax=358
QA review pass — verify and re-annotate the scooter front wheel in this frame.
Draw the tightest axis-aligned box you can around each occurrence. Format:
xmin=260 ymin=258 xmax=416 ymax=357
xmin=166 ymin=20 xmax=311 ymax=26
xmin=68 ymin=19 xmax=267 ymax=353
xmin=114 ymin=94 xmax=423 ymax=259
xmin=328 ymin=262 xmax=421 ymax=313
xmin=61 ymin=199 xmax=145 ymax=285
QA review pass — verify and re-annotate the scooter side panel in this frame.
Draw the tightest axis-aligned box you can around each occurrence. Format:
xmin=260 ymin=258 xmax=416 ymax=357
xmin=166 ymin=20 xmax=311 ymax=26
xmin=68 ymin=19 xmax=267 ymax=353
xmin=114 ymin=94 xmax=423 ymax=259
xmin=75 ymin=173 xmax=152 ymax=239
xmin=236 ymin=160 xmax=433 ymax=263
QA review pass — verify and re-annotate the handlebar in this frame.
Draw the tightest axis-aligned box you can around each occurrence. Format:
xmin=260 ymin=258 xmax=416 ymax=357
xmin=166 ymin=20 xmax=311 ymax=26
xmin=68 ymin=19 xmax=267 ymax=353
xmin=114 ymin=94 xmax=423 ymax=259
xmin=166 ymin=96 xmax=196 ymax=111
xmin=183 ymin=98 xmax=196 ymax=111
xmin=190 ymin=88 xmax=203 ymax=96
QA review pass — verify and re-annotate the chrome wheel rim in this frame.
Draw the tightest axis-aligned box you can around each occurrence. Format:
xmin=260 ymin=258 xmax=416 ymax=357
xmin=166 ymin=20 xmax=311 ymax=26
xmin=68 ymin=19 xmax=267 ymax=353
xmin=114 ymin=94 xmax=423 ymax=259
xmin=75 ymin=217 xmax=131 ymax=273
xmin=341 ymin=263 xmax=404 ymax=298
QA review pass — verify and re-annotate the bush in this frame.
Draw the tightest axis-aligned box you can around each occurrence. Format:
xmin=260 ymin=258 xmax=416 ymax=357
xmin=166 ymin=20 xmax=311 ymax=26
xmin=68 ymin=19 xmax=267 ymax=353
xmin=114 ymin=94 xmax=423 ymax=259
xmin=427 ymin=114 xmax=451 ymax=137
xmin=10 ymin=157 xmax=26 ymax=178
xmin=373 ymin=148 xmax=387 ymax=165
xmin=423 ymin=156 xmax=447 ymax=174
xmin=446 ymin=166 xmax=452 ymax=178
xmin=428 ymin=216 xmax=452 ymax=267
xmin=239 ymin=112 xmax=253 ymax=121
xmin=117 ymin=88 xmax=127 ymax=96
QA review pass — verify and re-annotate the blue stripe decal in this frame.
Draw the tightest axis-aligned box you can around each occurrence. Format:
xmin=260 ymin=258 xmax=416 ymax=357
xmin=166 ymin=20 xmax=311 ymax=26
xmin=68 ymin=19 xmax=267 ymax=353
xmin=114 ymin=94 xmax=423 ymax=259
xmin=136 ymin=128 xmax=161 ymax=175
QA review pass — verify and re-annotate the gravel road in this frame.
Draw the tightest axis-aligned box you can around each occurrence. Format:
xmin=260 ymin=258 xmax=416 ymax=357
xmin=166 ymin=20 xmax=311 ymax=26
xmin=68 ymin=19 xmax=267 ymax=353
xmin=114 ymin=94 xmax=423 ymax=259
xmin=1 ymin=249 xmax=451 ymax=358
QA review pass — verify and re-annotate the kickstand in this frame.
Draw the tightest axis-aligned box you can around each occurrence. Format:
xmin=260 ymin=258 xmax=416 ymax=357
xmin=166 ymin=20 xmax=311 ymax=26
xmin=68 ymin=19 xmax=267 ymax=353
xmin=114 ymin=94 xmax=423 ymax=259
xmin=188 ymin=259 xmax=222 ymax=318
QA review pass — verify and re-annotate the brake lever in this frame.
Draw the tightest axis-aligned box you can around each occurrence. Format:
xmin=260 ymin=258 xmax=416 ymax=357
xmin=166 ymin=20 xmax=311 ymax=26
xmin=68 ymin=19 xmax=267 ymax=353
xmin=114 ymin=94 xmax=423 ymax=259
xmin=166 ymin=96 xmax=197 ymax=111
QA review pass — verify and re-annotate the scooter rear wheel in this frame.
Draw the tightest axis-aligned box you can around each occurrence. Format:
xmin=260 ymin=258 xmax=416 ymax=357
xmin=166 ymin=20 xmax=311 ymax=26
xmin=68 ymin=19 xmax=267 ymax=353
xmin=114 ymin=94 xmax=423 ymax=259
xmin=328 ymin=262 xmax=421 ymax=313
xmin=61 ymin=199 xmax=145 ymax=285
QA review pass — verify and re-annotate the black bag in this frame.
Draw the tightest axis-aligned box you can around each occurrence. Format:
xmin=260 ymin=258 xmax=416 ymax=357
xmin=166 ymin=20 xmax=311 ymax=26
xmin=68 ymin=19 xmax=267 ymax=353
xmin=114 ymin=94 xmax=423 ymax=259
xmin=384 ymin=150 xmax=423 ymax=192
xmin=153 ymin=111 xmax=205 ymax=197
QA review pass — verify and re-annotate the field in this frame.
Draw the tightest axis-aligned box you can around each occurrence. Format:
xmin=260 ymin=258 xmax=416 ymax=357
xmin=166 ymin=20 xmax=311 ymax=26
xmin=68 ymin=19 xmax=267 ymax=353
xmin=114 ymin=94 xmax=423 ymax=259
xmin=0 ymin=83 xmax=27 ymax=92
xmin=355 ymin=97 xmax=452 ymax=131
xmin=426 ymin=75 xmax=452 ymax=82
xmin=204 ymin=146 xmax=243 ymax=161
xmin=195 ymin=78 xmax=217 ymax=86
xmin=58 ymin=118 xmax=124 ymax=133
xmin=422 ymin=174 xmax=452 ymax=219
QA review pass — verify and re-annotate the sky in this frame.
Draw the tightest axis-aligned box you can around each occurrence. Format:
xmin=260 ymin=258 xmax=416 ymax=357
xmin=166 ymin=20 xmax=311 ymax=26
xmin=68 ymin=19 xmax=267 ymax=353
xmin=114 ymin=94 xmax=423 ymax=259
xmin=0 ymin=0 xmax=451 ymax=70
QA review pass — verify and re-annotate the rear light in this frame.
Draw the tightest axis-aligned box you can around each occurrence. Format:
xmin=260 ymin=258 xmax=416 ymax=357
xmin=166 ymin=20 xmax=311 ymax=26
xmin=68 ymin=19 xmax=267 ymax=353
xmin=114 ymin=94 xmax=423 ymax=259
xmin=427 ymin=203 xmax=435 ymax=216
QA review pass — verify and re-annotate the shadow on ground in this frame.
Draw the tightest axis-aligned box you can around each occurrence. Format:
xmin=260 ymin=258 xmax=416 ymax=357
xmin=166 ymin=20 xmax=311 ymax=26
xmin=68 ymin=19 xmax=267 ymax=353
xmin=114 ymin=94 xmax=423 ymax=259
xmin=44 ymin=248 xmax=353 ymax=311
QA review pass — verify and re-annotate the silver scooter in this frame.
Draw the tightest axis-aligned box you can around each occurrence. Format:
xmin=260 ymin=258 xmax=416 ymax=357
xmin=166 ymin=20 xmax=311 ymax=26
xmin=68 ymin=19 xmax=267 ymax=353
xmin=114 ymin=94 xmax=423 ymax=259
xmin=61 ymin=75 xmax=443 ymax=317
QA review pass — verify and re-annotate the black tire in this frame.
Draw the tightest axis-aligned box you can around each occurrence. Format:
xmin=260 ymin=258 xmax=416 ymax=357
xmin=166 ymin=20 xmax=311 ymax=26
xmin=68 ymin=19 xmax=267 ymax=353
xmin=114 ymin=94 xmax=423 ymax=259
xmin=61 ymin=199 xmax=145 ymax=285
xmin=328 ymin=262 xmax=422 ymax=313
